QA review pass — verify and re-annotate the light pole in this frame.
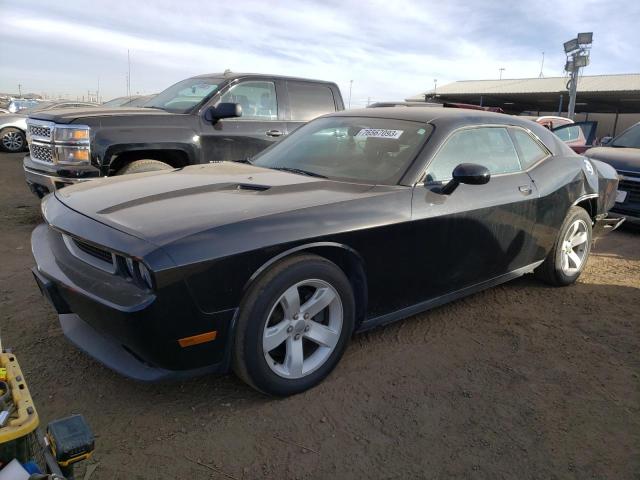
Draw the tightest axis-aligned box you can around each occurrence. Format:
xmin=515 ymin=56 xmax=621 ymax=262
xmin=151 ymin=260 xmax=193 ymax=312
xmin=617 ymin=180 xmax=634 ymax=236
xmin=499 ymin=68 xmax=505 ymax=80
xmin=348 ymin=80 xmax=353 ymax=109
xmin=563 ymin=32 xmax=592 ymax=120
xmin=433 ymin=79 xmax=437 ymax=96
xmin=18 ymin=84 xmax=22 ymax=97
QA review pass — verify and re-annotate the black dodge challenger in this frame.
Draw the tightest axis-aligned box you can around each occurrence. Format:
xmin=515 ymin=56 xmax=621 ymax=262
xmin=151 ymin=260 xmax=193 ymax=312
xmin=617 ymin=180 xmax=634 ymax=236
xmin=32 ymin=107 xmax=623 ymax=396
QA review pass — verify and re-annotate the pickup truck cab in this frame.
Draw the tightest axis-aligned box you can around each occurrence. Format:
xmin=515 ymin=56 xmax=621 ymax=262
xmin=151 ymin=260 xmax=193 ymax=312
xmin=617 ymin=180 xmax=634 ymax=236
xmin=23 ymin=72 xmax=344 ymax=197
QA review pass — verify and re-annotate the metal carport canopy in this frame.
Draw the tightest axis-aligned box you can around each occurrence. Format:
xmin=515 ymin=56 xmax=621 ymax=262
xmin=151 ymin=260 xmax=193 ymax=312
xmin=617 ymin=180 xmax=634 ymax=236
xmin=406 ymin=74 xmax=640 ymax=113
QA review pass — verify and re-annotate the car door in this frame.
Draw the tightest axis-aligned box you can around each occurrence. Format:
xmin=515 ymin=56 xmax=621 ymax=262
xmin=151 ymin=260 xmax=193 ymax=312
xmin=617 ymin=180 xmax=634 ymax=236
xmin=410 ymin=126 xmax=540 ymax=303
xmin=198 ymin=79 xmax=287 ymax=162
xmin=552 ymin=121 xmax=598 ymax=154
xmin=283 ymin=81 xmax=339 ymax=135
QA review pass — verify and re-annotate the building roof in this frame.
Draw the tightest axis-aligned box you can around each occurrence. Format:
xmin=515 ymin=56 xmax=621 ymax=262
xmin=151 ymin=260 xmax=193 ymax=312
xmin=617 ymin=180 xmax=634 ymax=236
xmin=406 ymin=74 xmax=640 ymax=113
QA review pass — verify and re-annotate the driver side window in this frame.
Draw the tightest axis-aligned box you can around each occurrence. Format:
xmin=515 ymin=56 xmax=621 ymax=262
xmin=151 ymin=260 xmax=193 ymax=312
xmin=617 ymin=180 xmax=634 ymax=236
xmin=219 ymin=81 xmax=277 ymax=120
xmin=425 ymin=127 xmax=521 ymax=182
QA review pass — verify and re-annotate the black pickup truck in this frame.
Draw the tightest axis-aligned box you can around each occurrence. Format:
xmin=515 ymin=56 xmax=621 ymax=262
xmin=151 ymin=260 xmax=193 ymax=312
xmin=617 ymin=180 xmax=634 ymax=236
xmin=23 ymin=73 xmax=344 ymax=197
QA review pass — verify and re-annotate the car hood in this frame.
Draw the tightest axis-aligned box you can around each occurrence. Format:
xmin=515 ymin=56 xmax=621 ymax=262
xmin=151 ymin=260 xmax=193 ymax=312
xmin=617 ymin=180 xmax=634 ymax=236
xmin=53 ymin=162 xmax=387 ymax=246
xmin=584 ymin=146 xmax=640 ymax=173
xmin=29 ymin=107 xmax=171 ymax=124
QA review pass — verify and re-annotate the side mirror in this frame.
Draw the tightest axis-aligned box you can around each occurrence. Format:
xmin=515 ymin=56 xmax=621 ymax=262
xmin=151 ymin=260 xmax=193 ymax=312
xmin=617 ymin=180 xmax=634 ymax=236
xmin=438 ymin=163 xmax=490 ymax=195
xmin=600 ymin=136 xmax=613 ymax=146
xmin=204 ymin=102 xmax=242 ymax=124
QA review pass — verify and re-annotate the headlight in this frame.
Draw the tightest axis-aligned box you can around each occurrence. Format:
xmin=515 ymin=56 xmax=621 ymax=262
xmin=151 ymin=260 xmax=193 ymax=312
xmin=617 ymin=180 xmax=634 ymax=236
xmin=54 ymin=126 xmax=90 ymax=142
xmin=123 ymin=257 xmax=154 ymax=290
xmin=138 ymin=263 xmax=154 ymax=290
xmin=55 ymin=146 xmax=90 ymax=164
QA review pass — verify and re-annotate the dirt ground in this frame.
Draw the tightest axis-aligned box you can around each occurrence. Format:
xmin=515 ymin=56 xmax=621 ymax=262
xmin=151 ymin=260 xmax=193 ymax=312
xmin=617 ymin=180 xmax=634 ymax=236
xmin=0 ymin=151 xmax=638 ymax=479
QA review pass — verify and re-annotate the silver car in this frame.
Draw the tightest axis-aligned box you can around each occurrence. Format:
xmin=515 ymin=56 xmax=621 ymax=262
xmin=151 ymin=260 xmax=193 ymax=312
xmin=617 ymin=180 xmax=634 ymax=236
xmin=0 ymin=101 xmax=99 ymax=153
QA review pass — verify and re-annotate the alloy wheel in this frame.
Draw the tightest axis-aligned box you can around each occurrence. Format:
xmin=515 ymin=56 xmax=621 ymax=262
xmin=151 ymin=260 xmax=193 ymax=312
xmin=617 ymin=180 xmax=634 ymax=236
xmin=560 ymin=219 xmax=589 ymax=275
xmin=2 ymin=131 xmax=24 ymax=151
xmin=262 ymin=279 xmax=343 ymax=379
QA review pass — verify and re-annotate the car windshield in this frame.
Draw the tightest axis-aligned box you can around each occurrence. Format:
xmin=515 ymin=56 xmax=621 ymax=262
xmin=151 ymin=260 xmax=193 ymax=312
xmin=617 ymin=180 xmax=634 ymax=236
xmin=19 ymin=102 xmax=56 ymax=114
xmin=144 ymin=77 xmax=222 ymax=113
xmin=251 ymin=116 xmax=432 ymax=184
xmin=103 ymin=97 xmax=130 ymax=107
xmin=611 ymin=123 xmax=640 ymax=148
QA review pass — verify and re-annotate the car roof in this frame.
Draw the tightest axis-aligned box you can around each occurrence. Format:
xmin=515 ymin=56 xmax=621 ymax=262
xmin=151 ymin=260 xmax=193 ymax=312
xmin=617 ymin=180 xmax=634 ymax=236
xmin=191 ymin=72 xmax=338 ymax=85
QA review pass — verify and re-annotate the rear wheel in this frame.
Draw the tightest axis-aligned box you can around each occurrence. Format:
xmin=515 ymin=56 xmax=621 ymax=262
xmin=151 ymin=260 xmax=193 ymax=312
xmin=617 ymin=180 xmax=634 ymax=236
xmin=535 ymin=206 xmax=592 ymax=286
xmin=233 ymin=254 xmax=355 ymax=396
xmin=0 ymin=128 xmax=26 ymax=152
xmin=116 ymin=159 xmax=172 ymax=175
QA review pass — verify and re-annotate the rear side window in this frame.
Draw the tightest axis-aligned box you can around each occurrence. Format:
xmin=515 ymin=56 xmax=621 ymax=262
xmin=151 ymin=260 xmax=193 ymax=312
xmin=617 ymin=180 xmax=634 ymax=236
xmin=426 ymin=127 xmax=521 ymax=182
xmin=511 ymin=129 xmax=549 ymax=168
xmin=287 ymin=82 xmax=336 ymax=121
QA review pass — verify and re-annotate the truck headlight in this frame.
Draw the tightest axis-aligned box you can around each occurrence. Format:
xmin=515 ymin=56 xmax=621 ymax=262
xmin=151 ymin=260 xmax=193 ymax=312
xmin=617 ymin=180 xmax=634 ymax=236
xmin=55 ymin=146 xmax=90 ymax=164
xmin=54 ymin=126 xmax=90 ymax=142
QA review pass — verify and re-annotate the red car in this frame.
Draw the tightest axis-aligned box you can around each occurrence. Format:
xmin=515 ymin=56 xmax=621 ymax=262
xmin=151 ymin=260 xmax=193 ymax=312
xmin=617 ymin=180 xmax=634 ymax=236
xmin=522 ymin=116 xmax=597 ymax=154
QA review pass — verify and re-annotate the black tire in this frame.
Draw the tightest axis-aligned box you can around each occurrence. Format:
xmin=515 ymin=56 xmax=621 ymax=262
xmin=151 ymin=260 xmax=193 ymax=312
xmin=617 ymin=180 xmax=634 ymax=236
xmin=535 ymin=206 xmax=593 ymax=286
xmin=116 ymin=159 xmax=173 ymax=175
xmin=233 ymin=254 xmax=355 ymax=396
xmin=0 ymin=127 xmax=26 ymax=152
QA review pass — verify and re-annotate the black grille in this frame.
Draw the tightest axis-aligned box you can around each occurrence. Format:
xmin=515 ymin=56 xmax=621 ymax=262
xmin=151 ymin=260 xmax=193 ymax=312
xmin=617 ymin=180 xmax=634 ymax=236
xmin=72 ymin=238 xmax=113 ymax=264
xmin=618 ymin=179 xmax=640 ymax=204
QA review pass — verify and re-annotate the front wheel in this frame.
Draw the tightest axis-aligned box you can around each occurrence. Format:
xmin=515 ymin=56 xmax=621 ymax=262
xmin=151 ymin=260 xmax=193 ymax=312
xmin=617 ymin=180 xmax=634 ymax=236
xmin=535 ymin=206 xmax=593 ymax=286
xmin=233 ymin=254 xmax=355 ymax=396
xmin=116 ymin=159 xmax=172 ymax=175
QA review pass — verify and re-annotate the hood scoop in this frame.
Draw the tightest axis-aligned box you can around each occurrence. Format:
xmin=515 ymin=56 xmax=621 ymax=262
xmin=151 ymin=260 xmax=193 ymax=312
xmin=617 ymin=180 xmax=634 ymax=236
xmin=235 ymin=183 xmax=270 ymax=192
xmin=95 ymin=182 xmax=271 ymax=215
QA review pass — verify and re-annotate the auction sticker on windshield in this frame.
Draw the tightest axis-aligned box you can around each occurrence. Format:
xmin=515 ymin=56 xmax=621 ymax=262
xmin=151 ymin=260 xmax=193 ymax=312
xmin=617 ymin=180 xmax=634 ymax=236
xmin=356 ymin=129 xmax=403 ymax=139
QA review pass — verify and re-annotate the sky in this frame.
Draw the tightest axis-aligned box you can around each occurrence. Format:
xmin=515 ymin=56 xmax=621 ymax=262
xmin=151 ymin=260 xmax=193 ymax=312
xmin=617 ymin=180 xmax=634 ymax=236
xmin=0 ymin=0 xmax=638 ymax=107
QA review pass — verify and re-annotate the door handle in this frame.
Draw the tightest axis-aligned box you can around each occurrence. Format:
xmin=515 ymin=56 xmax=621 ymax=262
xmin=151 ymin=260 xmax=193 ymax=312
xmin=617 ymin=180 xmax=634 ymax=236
xmin=266 ymin=129 xmax=283 ymax=137
xmin=518 ymin=185 xmax=533 ymax=195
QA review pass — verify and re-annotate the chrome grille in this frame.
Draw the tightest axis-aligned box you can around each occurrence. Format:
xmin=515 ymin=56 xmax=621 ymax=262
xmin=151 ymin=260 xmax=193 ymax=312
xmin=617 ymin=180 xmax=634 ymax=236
xmin=28 ymin=124 xmax=52 ymax=139
xmin=30 ymin=143 xmax=54 ymax=163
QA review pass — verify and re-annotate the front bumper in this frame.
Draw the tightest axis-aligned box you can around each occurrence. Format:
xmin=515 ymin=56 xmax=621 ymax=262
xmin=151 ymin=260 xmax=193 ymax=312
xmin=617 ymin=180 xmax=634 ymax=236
xmin=31 ymin=219 xmax=236 ymax=381
xmin=23 ymin=154 xmax=100 ymax=198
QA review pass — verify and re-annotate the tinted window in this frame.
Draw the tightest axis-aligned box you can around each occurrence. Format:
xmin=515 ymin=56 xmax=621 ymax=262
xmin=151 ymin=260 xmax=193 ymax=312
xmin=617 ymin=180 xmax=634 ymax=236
xmin=611 ymin=123 xmax=640 ymax=148
xmin=288 ymin=83 xmax=335 ymax=121
xmin=512 ymin=129 xmax=548 ymax=168
xmin=252 ymin=116 xmax=431 ymax=184
xmin=219 ymin=81 xmax=277 ymax=120
xmin=426 ymin=127 xmax=521 ymax=182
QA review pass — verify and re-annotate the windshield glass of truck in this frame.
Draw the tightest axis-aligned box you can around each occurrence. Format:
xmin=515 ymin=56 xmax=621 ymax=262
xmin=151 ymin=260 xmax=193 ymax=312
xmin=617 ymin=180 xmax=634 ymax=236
xmin=611 ymin=124 xmax=640 ymax=148
xmin=144 ymin=77 xmax=221 ymax=113
xmin=251 ymin=116 xmax=432 ymax=185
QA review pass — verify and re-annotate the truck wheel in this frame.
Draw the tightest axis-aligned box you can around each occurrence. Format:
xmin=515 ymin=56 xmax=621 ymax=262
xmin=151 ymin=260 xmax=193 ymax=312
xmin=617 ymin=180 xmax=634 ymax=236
xmin=116 ymin=159 xmax=173 ymax=175
xmin=0 ymin=128 xmax=26 ymax=152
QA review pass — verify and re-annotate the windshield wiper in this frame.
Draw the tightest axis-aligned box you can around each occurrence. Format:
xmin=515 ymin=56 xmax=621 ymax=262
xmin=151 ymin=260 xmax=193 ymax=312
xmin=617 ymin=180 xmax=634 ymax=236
xmin=272 ymin=167 xmax=327 ymax=178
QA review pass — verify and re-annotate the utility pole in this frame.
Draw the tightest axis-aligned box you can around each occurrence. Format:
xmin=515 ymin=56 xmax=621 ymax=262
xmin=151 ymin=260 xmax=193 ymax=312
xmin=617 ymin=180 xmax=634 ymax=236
xmin=538 ymin=52 xmax=545 ymax=78
xmin=499 ymin=68 xmax=505 ymax=80
xmin=127 ymin=49 xmax=131 ymax=99
xmin=348 ymin=80 xmax=353 ymax=109
xmin=18 ymin=84 xmax=22 ymax=97
xmin=97 ymin=77 xmax=100 ymax=103
xmin=433 ymin=79 xmax=437 ymax=96
xmin=563 ymin=33 xmax=593 ymax=120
